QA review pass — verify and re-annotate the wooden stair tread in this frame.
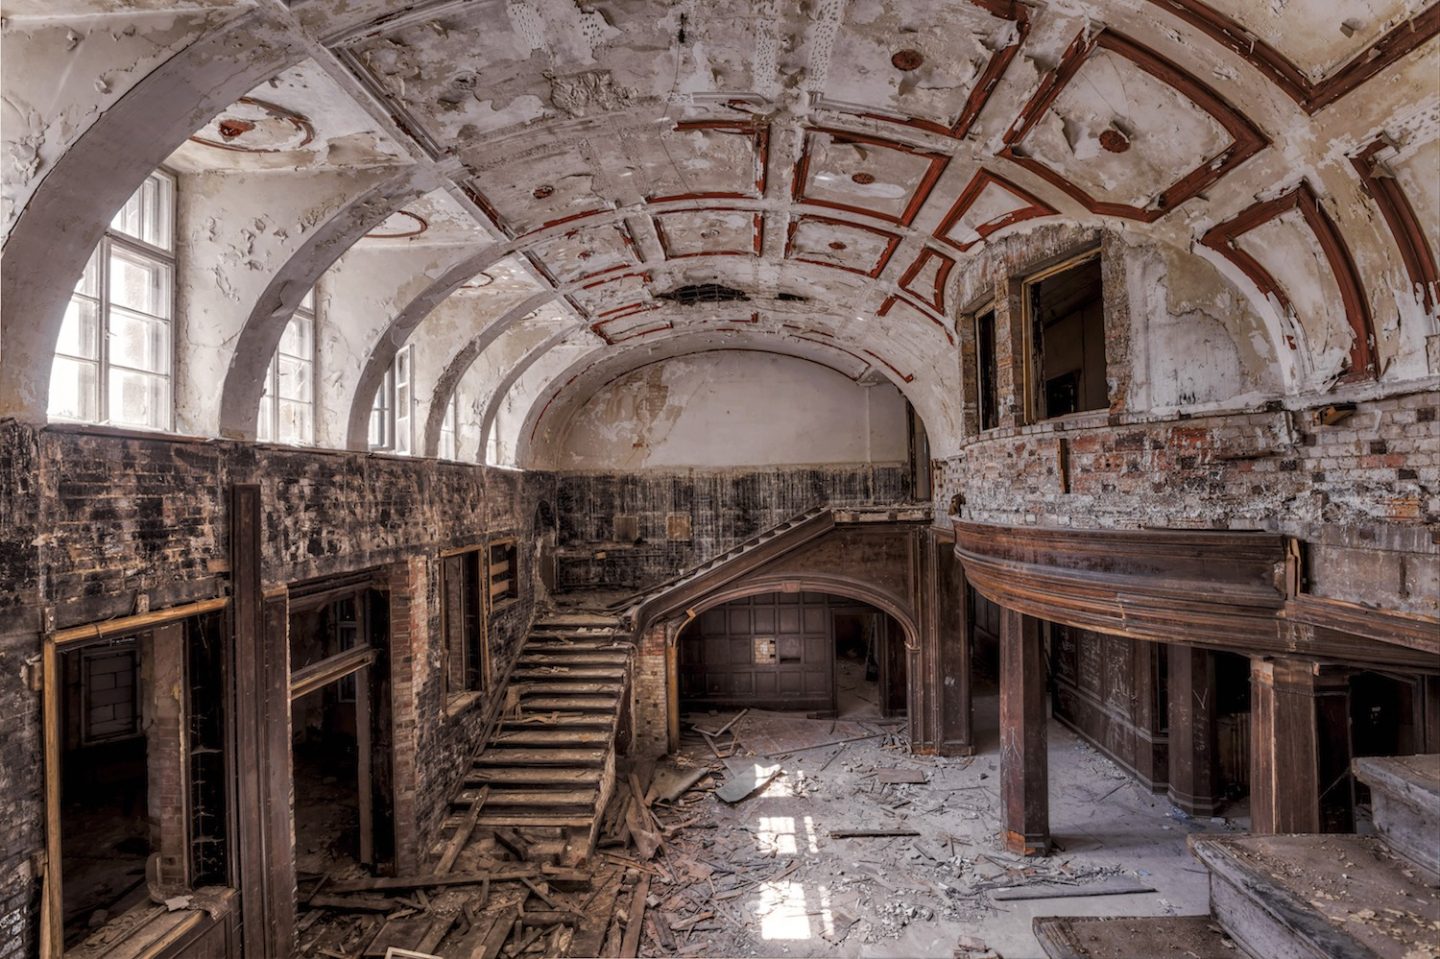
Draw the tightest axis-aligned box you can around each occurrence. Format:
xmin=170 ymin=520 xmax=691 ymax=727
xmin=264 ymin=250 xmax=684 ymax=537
xmin=511 ymin=667 xmax=627 ymax=679
xmin=1032 ymin=916 xmax=1239 ymax=959
xmin=521 ymin=696 xmax=619 ymax=711
xmin=518 ymin=653 xmax=630 ymax=666
xmin=1191 ymin=833 xmax=1440 ymax=959
xmin=518 ymin=681 xmax=622 ymax=694
xmin=499 ymin=714 xmax=615 ymax=728
xmin=477 ymin=813 xmax=595 ymax=828
xmin=467 ymin=767 xmax=603 ymax=786
xmin=481 ymin=789 xmax=597 ymax=807
xmin=492 ymin=729 xmax=612 ymax=745
xmin=474 ymin=747 xmax=607 ymax=765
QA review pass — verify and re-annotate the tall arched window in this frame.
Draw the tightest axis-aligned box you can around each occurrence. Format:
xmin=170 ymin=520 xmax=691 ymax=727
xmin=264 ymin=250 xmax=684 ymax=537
xmin=49 ymin=171 xmax=177 ymax=430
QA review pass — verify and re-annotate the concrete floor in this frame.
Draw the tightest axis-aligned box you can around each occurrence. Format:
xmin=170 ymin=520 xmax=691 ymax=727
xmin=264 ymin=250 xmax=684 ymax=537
xmin=651 ymin=685 xmax=1248 ymax=959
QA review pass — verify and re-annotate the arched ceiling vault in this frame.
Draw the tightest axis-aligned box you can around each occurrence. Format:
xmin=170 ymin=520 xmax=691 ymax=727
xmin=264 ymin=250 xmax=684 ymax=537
xmin=2 ymin=0 xmax=1436 ymax=458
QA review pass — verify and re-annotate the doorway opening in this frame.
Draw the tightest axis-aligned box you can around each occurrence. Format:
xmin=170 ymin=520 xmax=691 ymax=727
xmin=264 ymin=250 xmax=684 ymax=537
xmin=59 ymin=639 xmax=149 ymax=945
xmin=286 ymin=582 xmax=392 ymax=896
xmin=676 ymin=591 xmax=907 ymax=719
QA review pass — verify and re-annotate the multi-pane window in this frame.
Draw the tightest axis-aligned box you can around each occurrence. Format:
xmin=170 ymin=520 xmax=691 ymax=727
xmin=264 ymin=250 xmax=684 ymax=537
xmin=394 ymin=345 xmax=414 ymax=455
xmin=50 ymin=171 xmax=176 ymax=429
xmin=973 ymin=305 xmax=999 ymax=432
xmin=368 ymin=346 xmax=414 ymax=453
xmin=441 ymin=550 xmax=486 ymax=697
xmin=369 ymin=366 xmax=395 ymax=450
xmin=257 ymin=289 xmax=316 ymax=444
xmin=438 ymin=392 xmax=458 ymax=460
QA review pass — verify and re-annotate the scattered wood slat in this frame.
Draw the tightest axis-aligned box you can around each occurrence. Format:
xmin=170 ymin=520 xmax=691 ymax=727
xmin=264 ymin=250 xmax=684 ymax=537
xmin=436 ymin=787 xmax=490 ymax=875
xmin=762 ymin=732 xmax=885 ymax=758
xmin=569 ymin=870 xmax=623 ymax=957
xmin=325 ymin=867 xmax=585 ymax=894
xmin=448 ymin=903 xmax=519 ymax=959
xmin=990 ymin=877 xmax=1156 ymax=901
xmin=493 ymin=828 xmax=530 ymax=862
xmin=309 ymin=894 xmax=408 ymax=912
xmin=875 ymin=768 xmax=927 ymax=784
xmin=830 ymin=829 xmax=919 ymax=838
xmin=617 ymin=875 xmax=650 ymax=958
xmin=649 ymin=912 xmax=677 ymax=952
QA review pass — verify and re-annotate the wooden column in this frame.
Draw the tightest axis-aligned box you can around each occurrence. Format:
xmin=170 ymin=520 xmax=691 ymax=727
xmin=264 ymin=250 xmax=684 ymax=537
xmin=230 ymin=484 xmax=293 ymax=957
xmin=1168 ymin=644 xmax=1220 ymax=817
xmin=1250 ymin=657 xmax=1353 ymax=835
xmin=1000 ymin=608 xmax=1048 ymax=855
xmin=913 ymin=531 xmax=973 ymax=755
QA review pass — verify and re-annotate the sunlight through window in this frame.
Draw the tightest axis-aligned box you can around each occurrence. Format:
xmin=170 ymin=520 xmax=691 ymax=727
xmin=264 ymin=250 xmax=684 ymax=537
xmin=757 ymin=816 xmax=797 ymax=856
xmin=757 ymin=881 xmax=812 ymax=941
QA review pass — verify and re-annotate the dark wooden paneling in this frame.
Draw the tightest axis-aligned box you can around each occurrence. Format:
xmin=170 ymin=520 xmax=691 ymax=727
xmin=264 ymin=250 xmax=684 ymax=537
xmin=679 ymin=593 xmax=835 ymax=711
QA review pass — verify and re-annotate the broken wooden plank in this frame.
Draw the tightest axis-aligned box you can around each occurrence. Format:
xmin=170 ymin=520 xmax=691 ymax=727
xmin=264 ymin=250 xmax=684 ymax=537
xmin=763 ymin=732 xmax=886 ymax=758
xmin=519 ymin=878 xmax=565 ymax=913
xmin=493 ymin=828 xmax=530 ymax=862
xmin=830 ymin=828 xmax=920 ymax=838
xmin=649 ymin=912 xmax=677 ymax=952
xmin=875 ymin=768 xmax=927 ymax=785
xmin=990 ymin=877 xmax=1156 ymax=901
xmin=569 ymin=870 xmax=623 ymax=957
xmin=617 ymin=875 xmax=650 ymax=958
xmin=437 ymin=787 xmax=490 ymax=875
xmin=448 ymin=903 xmax=520 ymax=959
xmin=309 ymin=894 xmax=409 ymax=912
xmin=324 ymin=867 xmax=586 ymax=894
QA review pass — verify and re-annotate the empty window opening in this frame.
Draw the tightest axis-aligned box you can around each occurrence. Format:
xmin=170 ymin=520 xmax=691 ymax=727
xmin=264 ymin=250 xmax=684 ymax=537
xmin=438 ymin=390 xmax=459 ymax=460
xmin=488 ymin=538 xmax=519 ymax=607
xmin=973 ymin=305 xmax=1000 ymax=431
xmin=54 ymin=613 xmax=228 ymax=951
xmin=442 ymin=549 xmax=488 ymax=699
xmin=49 ymin=171 xmax=176 ymax=430
xmin=677 ymin=592 xmax=906 ymax=720
xmin=257 ymin=287 xmax=316 ymax=445
xmin=1025 ymin=253 xmax=1107 ymax=420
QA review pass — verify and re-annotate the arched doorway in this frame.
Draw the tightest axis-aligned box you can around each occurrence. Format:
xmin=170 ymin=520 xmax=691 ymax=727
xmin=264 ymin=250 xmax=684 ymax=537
xmin=676 ymin=591 xmax=907 ymax=720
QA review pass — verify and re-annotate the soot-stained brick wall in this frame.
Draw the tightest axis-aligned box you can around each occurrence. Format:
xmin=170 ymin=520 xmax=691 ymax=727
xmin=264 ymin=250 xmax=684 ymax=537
xmin=933 ymin=393 xmax=1439 ymax=615
xmin=553 ymin=464 xmax=912 ymax=590
xmin=0 ymin=423 xmax=553 ymax=959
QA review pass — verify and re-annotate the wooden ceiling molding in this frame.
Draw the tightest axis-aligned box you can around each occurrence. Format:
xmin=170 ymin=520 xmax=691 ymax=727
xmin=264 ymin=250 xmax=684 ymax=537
xmin=1000 ymin=28 xmax=1269 ymax=223
xmin=652 ymin=209 xmax=765 ymax=259
xmin=852 ymin=0 xmax=1033 ymax=139
xmin=1351 ymin=137 xmax=1440 ymax=314
xmin=784 ymin=215 xmax=903 ymax=278
xmin=877 ymin=295 xmax=956 ymax=346
xmin=644 ymin=121 xmax=769 ymax=204
xmin=1200 ymin=181 xmax=1377 ymax=381
xmin=897 ymin=247 xmax=957 ymax=314
xmin=933 ymin=169 xmax=1059 ymax=253
xmin=1144 ymin=0 xmax=1440 ymax=114
xmin=792 ymin=128 xmax=950 ymax=226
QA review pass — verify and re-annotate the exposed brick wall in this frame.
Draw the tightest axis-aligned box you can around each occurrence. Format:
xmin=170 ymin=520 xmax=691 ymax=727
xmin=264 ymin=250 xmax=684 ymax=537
xmin=0 ymin=423 xmax=554 ymax=958
xmin=933 ymin=392 xmax=1439 ymax=614
xmin=555 ymin=464 xmax=912 ymax=590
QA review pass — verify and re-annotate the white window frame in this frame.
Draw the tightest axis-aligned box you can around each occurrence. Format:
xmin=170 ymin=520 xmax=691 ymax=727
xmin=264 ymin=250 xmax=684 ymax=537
xmin=438 ymin=391 xmax=458 ymax=460
xmin=369 ymin=365 xmax=395 ymax=451
xmin=394 ymin=345 xmax=414 ymax=455
xmin=257 ymin=288 xmax=316 ymax=445
xmin=50 ymin=170 xmax=177 ymax=430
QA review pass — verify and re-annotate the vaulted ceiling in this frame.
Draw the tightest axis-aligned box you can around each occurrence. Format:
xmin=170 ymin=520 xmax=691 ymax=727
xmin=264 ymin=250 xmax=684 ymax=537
xmin=2 ymin=0 xmax=1436 ymax=464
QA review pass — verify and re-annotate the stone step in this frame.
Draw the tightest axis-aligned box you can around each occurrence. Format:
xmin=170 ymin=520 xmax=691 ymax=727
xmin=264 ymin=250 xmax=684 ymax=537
xmin=491 ymin=728 xmax=612 ymax=746
xmin=1032 ymin=916 xmax=1241 ymax=959
xmin=473 ymin=747 xmax=607 ymax=766
xmin=1353 ymin=754 xmax=1440 ymax=883
xmin=517 ymin=681 xmax=623 ymax=696
xmin=522 ymin=696 xmax=619 ymax=712
xmin=1190 ymin=833 xmax=1440 ymax=959
xmin=467 ymin=767 xmax=603 ymax=788
xmin=527 ymin=631 xmax=621 ymax=644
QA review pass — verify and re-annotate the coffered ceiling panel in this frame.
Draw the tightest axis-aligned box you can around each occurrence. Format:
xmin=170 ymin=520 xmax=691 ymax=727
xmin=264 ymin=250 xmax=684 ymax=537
xmin=785 ymin=215 xmax=902 ymax=277
xmin=792 ymin=128 xmax=949 ymax=225
xmin=654 ymin=209 xmax=763 ymax=259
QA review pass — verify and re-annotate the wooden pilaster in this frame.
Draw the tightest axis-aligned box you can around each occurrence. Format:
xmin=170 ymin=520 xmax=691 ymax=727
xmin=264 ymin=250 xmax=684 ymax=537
xmin=1168 ymin=644 xmax=1221 ymax=817
xmin=1000 ymin=608 xmax=1049 ymax=855
xmin=1250 ymin=657 xmax=1352 ymax=835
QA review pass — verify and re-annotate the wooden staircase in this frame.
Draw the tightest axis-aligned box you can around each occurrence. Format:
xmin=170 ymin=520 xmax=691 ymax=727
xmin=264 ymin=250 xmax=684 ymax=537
xmin=1034 ymin=754 xmax=1440 ymax=959
xmin=449 ymin=613 xmax=631 ymax=865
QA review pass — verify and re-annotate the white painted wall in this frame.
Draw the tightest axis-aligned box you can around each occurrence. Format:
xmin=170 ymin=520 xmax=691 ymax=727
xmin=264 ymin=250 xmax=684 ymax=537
xmin=551 ymin=352 xmax=909 ymax=470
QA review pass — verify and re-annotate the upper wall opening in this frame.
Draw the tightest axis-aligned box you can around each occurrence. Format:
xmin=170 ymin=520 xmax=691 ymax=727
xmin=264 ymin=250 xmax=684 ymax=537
xmin=542 ymin=351 xmax=908 ymax=471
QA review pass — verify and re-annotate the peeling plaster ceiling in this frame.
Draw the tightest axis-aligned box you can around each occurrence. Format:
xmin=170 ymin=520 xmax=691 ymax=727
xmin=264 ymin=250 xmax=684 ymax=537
xmin=4 ymin=0 xmax=1437 ymax=461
